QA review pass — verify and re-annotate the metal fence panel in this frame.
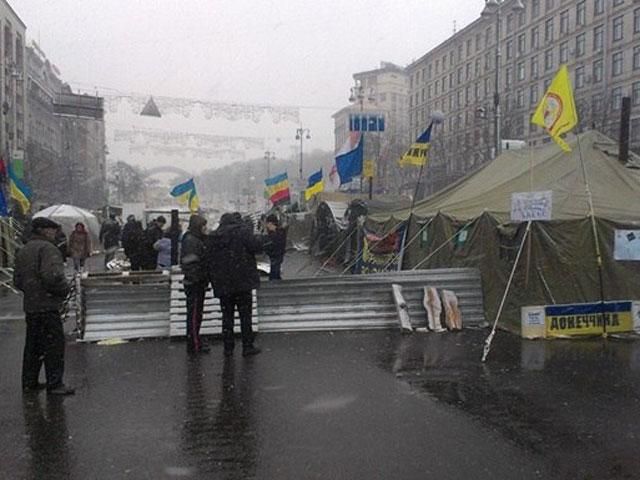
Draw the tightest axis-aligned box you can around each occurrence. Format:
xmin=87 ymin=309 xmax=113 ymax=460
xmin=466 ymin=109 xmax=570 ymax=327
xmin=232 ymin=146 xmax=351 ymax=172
xmin=80 ymin=271 xmax=171 ymax=342
xmin=257 ymin=268 xmax=485 ymax=332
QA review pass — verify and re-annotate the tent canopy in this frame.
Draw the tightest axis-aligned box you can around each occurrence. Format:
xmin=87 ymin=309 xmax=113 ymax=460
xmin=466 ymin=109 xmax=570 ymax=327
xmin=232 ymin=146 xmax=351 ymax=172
xmin=370 ymin=131 xmax=640 ymax=224
xmin=34 ymin=204 xmax=101 ymax=246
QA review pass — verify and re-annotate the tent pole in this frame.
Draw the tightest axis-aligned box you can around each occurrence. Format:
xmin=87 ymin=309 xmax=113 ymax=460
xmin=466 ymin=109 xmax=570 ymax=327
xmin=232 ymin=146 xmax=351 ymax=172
xmin=525 ymin=147 xmax=534 ymax=288
xmin=482 ymin=220 xmax=532 ymax=363
xmin=576 ymin=134 xmax=607 ymax=337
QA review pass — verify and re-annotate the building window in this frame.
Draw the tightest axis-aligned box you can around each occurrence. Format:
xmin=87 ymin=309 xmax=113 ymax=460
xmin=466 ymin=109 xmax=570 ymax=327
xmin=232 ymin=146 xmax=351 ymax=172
xmin=475 ymin=58 xmax=481 ymax=77
xmin=545 ymin=18 xmax=554 ymax=43
xmin=485 ymin=53 xmax=492 ymax=72
xmin=613 ymin=16 xmax=624 ymax=42
xmin=474 ymin=82 xmax=480 ymax=100
xmin=545 ymin=48 xmax=554 ymax=70
xmin=575 ymin=66 xmax=585 ymax=89
xmin=593 ymin=25 xmax=604 ymax=51
xmin=518 ymin=34 xmax=526 ymax=55
xmin=546 ymin=0 xmax=554 ymax=12
xmin=531 ymin=55 xmax=539 ymax=78
xmin=450 ymin=51 xmax=455 ymax=67
xmin=594 ymin=0 xmax=604 ymax=16
xmin=465 ymin=63 xmax=471 ymax=80
xmin=507 ymin=13 xmax=514 ymax=34
xmin=465 ymin=85 xmax=471 ymax=104
xmin=530 ymin=84 xmax=539 ymax=105
xmin=466 ymin=39 xmax=472 ymax=57
xmin=506 ymin=67 xmax=513 ymax=86
xmin=612 ymin=87 xmax=622 ymax=110
xmin=518 ymin=11 xmax=526 ymax=27
xmin=635 ymin=8 xmax=640 ymax=34
xmin=457 ymin=68 xmax=463 ymax=84
xmin=506 ymin=40 xmax=513 ymax=60
xmin=435 ymin=81 xmax=439 ymax=95
xmin=634 ymin=46 xmax=640 ymax=70
xmin=575 ymin=33 xmax=585 ymax=57
xmin=593 ymin=59 xmax=603 ymax=82
xmin=476 ymin=33 xmax=482 ymax=52
xmin=428 ymin=64 xmax=432 ymax=79
xmin=531 ymin=26 xmax=540 ymax=49
xmin=613 ymin=0 xmax=624 ymax=6
xmin=633 ymin=81 xmax=640 ymax=106
xmin=560 ymin=10 xmax=569 ymax=35
xmin=517 ymin=61 xmax=525 ymax=81
xmin=532 ymin=0 xmax=540 ymax=18
xmin=435 ymin=59 xmax=440 ymax=74
xmin=485 ymin=27 xmax=492 ymax=47
xmin=484 ymin=78 xmax=490 ymax=96
xmin=612 ymin=51 xmax=624 ymax=76
xmin=517 ymin=89 xmax=525 ymax=108
xmin=560 ymin=41 xmax=569 ymax=63
xmin=576 ymin=1 xmax=586 ymax=26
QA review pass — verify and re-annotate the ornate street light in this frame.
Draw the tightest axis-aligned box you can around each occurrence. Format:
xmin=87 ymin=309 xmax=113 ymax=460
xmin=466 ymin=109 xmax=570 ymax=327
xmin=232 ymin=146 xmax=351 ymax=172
xmin=295 ymin=127 xmax=311 ymax=181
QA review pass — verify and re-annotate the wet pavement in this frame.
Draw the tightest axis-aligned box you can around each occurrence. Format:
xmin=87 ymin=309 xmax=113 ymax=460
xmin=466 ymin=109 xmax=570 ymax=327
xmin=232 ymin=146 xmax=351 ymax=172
xmin=1 ymin=314 xmax=640 ymax=479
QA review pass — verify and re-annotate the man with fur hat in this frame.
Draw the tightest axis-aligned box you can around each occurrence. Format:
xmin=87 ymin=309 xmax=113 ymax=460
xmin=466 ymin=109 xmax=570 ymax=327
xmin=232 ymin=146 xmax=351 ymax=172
xmin=14 ymin=217 xmax=74 ymax=395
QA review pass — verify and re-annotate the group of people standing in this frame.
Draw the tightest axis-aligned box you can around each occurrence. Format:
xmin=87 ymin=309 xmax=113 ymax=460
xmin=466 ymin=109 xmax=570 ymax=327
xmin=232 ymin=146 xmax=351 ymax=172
xmin=181 ymin=212 xmax=287 ymax=357
xmin=13 ymin=210 xmax=286 ymax=396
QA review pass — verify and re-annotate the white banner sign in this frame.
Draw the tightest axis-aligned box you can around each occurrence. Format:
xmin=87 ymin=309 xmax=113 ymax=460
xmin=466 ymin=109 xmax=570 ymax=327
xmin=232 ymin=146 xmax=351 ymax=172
xmin=614 ymin=230 xmax=640 ymax=261
xmin=510 ymin=191 xmax=553 ymax=222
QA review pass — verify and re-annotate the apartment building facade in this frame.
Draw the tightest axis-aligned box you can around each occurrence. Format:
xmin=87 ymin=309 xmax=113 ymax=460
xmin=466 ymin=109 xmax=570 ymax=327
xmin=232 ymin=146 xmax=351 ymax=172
xmin=333 ymin=62 xmax=409 ymax=193
xmin=0 ymin=0 xmax=26 ymax=168
xmin=407 ymin=0 xmax=640 ymax=196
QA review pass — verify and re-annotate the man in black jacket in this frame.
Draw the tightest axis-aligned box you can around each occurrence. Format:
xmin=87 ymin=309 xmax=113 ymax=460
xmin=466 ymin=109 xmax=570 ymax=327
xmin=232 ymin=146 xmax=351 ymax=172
xmin=99 ymin=214 xmax=121 ymax=269
xmin=121 ymin=215 xmax=144 ymax=270
xmin=14 ymin=217 xmax=74 ymax=395
xmin=208 ymin=212 xmax=263 ymax=356
xmin=141 ymin=216 xmax=166 ymax=270
xmin=180 ymin=214 xmax=208 ymax=354
xmin=263 ymin=214 xmax=287 ymax=280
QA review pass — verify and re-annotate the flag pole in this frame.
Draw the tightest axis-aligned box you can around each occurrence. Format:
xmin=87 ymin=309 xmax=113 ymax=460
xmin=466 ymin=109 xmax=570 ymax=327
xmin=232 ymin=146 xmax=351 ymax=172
xmin=575 ymin=132 xmax=607 ymax=336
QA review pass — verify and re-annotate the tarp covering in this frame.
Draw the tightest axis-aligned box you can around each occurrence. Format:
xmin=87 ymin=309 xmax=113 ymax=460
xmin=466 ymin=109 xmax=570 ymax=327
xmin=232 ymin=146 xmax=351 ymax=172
xmin=366 ymin=131 xmax=640 ymax=332
xmin=370 ymin=131 xmax=640 ymax=223
xmin=34 ymin=204 xmax=101 ymax=246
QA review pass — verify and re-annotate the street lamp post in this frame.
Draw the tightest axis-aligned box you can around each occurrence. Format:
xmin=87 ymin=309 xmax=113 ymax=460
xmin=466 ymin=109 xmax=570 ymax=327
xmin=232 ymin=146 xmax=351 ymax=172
xmin=349 ymin=80 xmax=376 ymax=196
xmin=264 ymin=150 xmax=275 ymax=178
xmin=482 ymin=0 xmax=525 ymax=158
xmin=295 ymin=127 xmax=311 ymax=182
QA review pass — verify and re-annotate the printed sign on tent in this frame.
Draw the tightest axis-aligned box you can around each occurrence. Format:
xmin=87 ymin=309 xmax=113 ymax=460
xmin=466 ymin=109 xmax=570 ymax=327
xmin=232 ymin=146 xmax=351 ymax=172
xmin=510 ymin=191 xmax=552 ymax=222
xmin=614 ymin=230 xmax=640 ymax=261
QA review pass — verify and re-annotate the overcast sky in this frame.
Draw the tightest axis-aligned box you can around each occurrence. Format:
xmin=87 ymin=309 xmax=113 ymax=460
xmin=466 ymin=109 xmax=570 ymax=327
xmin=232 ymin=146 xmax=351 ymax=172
xmin=13 ymin=0 xmax=483 ymax=152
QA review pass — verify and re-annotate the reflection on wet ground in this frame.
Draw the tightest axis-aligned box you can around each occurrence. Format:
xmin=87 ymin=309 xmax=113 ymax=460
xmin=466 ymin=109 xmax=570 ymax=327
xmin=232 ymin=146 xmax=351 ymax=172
xmin=376 ymin=329 xmax=640 ymax=480
xmin=1 ymin=320 xmax=639 ymax=479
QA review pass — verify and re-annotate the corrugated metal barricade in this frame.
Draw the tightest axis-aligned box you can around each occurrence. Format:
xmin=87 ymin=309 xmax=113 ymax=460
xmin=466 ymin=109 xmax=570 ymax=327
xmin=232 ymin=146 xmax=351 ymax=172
xmin=169 ymin=269 xmax=258 ymax=337
xmin=79 ymin=271 xmax=171 ymax=342
xmin=257 ymin=268 xmax=485 ymax=333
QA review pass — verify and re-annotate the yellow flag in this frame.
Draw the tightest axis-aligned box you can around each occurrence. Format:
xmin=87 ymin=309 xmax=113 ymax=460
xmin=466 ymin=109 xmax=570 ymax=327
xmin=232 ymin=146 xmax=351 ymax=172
xmin=531 ymin=64 xmax=578 ymax=152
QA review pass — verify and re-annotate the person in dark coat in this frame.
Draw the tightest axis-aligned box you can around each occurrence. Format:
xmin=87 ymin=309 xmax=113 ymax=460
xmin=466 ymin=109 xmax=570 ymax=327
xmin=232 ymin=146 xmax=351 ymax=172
xmin=263 ymin=214 xmax=287 ymax=280
xmin=121 ymin=215 xmax=144 ymax=270
xmin=140 ymin=216 xmax=166 ymax=270
xmin=181 ymin=215 xmax=209 ymax=354
xmin=99 ymin=214 xmax=121 ymax=269
xmin=208 ymin=212 xmax=263 ymax=356
xmin=13 ymin=217 xmax=74 ymax=395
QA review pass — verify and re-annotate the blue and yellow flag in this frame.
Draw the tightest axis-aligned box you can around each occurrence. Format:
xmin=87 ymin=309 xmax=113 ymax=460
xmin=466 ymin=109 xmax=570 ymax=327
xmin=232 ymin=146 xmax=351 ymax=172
xmin=304 ymin=169 xmax=324 ymax=201
xmin=399 ymin=123 xmax=432 ymax=167
xmin=8 ymin=163 xmax=31 ymax=214
xmin=531 ymin=64 xmax=578 ymax=152
xmin=170 ymin=178 xmax=200 ymax=213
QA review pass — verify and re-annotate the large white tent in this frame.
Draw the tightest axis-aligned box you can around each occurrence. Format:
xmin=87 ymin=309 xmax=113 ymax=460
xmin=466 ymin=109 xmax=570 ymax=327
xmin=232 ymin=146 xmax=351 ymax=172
xmin=34 ymin=204 xmax=101 ymax=247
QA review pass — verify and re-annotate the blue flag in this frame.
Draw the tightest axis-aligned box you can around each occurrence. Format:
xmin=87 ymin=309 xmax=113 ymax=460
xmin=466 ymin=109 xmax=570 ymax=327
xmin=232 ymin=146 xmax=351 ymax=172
xmin=335 ymin=133 xmax=363 ymax=185
xmin=0 ymin=188 xmax=8 ymax=216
